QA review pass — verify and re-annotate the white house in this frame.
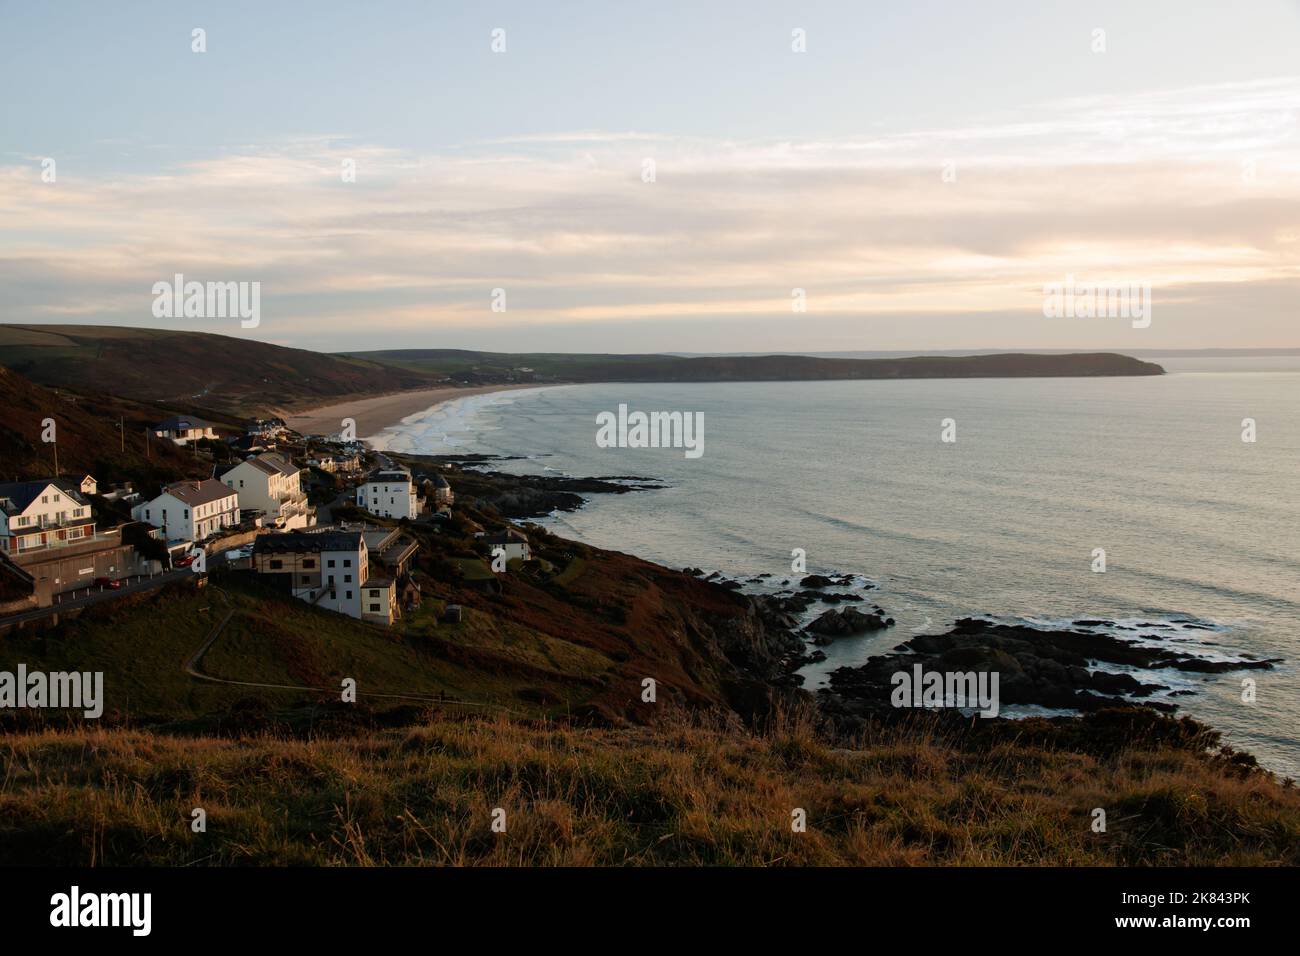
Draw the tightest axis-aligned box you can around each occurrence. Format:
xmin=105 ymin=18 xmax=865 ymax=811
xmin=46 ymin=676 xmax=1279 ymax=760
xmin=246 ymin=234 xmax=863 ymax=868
xmin=356 ymin=467 xmax=422 ymax=520
xmin=0 ymin=478 xmax=96 ymax=555
xmin=220 ymin=452 xmax=314 ymax=530
xmin=132 ymin=479 xmax=240 ymax=543
xmin=153 ymin=415 xmax=219 ymax=445
xmin=252 ymin=530 xmax=397 ymax=625
xmin=479 ymin=527 xmax=531 ymax=563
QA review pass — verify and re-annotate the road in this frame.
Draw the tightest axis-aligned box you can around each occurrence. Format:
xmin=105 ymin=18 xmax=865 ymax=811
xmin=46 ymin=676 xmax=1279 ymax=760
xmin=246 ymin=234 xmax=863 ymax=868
xmin=0 ymin=567 xmax=199 ymax=627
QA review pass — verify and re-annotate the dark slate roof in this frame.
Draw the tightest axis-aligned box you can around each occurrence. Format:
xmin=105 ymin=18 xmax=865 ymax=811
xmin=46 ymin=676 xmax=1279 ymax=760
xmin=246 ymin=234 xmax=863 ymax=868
xmin=365 ymin=467 xmax=412 ymax=484
xmin=0 ymin=479 xmax=89 ymax=516
xmin=481 ymin=528 xmax=528 ymax=545
xmin=253 ymin=531 xmax=363 ymax=554
xmin=155 ymin=415 xmax=217 ymax=431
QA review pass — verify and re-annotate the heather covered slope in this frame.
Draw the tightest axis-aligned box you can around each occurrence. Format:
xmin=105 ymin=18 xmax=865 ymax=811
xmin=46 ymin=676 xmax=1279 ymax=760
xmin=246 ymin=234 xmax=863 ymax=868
xmin=0 ymin=325 xmax=439 ymax=416
xmin=0 ymin=365 xmax=204 ymax=484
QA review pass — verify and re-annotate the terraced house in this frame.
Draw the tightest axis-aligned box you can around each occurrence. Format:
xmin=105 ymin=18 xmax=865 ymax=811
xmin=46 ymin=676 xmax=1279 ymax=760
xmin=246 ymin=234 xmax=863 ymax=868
xmin=251 ymin=530 xmax=397 ymax=625
xmin=220 ymin=452 xmax=314 ymax=530
xmin=131 ymin=479 xmax=240 ymax=543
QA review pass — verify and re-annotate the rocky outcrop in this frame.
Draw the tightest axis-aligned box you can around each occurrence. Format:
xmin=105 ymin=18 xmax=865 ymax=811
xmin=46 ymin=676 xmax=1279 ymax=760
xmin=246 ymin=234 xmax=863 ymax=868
xmin=806 ymin=605 xmax=894 ymax=642
xmin=821 ymin=617 xmax=1280 ymax=720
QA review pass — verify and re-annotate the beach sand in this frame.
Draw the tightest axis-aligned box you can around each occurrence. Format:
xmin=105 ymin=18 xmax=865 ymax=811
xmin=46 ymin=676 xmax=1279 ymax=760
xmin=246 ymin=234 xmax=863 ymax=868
xmin=279 ymin=383 xmax=541 ymax=441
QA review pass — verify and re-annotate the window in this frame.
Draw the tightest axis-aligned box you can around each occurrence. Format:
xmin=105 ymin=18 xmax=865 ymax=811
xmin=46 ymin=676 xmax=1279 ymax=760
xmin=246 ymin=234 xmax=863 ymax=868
xmin=368 ymin=604 xmax=380 ymax=612
xmin=343 ymin=574 xmax=352 ymax=583
xmin=301 ymin=575 xmax=311 ymax=584
xmin=41 ymin=495 xmax=48 ymax=504
xmin=184 ymin=509 xmax=190 ymax=518
xmin=53 ymin=494 xmax=60 ymax=502
xmin=345 ymin=591 xmax=352 ymax=600
xmin=303 ymin=559 xmax=315 ymax=569
xmin=327 ymin=559 xmax=335 ymax=568
xmin=343 ymin=559 xmax=352 ymax=568
xmin=269 ymin=559 xmax=283 ymax=570
xmin=329 ymin=590 xmax=336 ymax=599
xmin=368 ymin=589 xmax=378 ymax=597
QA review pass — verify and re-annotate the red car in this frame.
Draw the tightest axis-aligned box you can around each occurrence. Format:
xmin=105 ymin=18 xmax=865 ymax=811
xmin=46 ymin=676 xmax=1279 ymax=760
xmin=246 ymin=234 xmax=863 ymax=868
xmin=174 ymin=554 xmax=195 ymax=568
xmin=93 ymin=577 xmax=122 ymax=590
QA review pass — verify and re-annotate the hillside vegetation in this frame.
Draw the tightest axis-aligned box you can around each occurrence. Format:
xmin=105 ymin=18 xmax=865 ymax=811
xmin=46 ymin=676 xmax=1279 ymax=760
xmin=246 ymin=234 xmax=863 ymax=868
xmin=0 ymin=365 xmax=205 ymax=485
xmin=1 ymin=709 xmax=1296 ymax=866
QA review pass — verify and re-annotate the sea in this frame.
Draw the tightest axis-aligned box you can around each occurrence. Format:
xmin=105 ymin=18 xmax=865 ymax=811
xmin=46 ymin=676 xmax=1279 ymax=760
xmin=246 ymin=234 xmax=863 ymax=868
xmin=368 ymin=357 xmax=1300 ymax=778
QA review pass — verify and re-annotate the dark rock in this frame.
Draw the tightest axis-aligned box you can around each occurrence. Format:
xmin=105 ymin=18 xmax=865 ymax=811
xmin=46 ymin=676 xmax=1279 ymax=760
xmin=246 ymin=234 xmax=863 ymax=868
xmin=806 ymin=605 xmax=892 ymax=638
xmin=821 ymin=617 xmax=1277 ymax=720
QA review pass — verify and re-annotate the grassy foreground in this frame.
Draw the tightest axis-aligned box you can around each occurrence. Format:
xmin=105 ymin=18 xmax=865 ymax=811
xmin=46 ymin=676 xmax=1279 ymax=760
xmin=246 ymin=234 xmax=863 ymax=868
xmin=2 ymin=710 xmax=1296 ymax=866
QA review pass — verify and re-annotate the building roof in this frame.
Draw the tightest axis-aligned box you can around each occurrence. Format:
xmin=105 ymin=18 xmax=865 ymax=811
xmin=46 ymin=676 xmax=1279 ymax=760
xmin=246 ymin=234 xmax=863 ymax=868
xmin=253 ymin=531 xmax=363 ymax=554
xmin=0 ymin=478 xmax=89 ymax=516
xmin=481 ymin=528 xmax=528 ymax=546
xmin=155 ymin=415 xmax=216 ymax=431
xmin=365 ymin=468 xmax=412 ymax=484
xmin=162 ymin=479 xmax=237 ymax=507
xmin=250 ymin=452 xmax=299 ymax=478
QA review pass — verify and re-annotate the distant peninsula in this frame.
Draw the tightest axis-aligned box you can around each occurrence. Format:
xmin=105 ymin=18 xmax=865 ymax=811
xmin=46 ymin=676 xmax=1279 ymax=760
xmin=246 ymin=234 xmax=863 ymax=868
xmin=0 ymin=324 xmax=1163 ymax=421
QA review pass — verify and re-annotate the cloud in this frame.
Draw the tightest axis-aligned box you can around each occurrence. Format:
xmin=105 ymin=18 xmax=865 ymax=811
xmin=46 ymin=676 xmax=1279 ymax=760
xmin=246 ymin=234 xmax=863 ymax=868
xmin=1 ymin=78 xmax=1298 ymax=349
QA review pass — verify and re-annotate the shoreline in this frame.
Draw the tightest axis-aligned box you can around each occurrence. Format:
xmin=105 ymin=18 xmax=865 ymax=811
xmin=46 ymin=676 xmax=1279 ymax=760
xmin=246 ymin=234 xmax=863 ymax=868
xmin=279 ymin=383 xmax=547 ymax=442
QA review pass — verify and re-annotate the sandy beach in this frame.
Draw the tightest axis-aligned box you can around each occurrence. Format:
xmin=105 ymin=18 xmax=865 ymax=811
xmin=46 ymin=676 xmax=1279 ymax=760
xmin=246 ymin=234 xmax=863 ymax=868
xmin=279 ymin=383 xmax=542 ymax=441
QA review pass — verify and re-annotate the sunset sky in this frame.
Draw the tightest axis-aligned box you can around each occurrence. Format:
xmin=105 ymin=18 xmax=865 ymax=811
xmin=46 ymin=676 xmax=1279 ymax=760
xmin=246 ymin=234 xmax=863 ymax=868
xmin=2 ymin=0 xmax=1298 ymax=352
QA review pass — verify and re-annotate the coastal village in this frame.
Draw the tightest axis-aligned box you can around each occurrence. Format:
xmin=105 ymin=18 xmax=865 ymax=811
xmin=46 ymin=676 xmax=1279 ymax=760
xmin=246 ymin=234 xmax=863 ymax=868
xmin=0 ymin=409 xmax=535 ymax=632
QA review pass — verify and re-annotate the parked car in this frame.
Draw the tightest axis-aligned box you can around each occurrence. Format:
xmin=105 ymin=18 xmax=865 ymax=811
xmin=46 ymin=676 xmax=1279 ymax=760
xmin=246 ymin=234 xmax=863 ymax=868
xmin=174 ymin=554 xmax=195 ymax=568
xmin=93 ymin=576 xmax=122 ymax=590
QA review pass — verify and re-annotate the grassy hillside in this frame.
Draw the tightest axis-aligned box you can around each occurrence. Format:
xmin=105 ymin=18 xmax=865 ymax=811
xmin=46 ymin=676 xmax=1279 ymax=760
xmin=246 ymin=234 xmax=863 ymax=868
xmin=1 ymin=709 xmax=1295 ymax=866
xmin=347 ymin=348 xmax=1166 ymax=381
xmin=0 ymin=578 xmax=583 ymax=729
xmin=0 ymin=514 xmax=797 ymax=731
xmin=0 ymin=325 xmax=439 ymax=416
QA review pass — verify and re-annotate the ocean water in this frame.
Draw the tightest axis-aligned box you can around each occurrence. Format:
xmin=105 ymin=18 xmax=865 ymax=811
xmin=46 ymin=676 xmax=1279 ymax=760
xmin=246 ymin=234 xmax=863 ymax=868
xmin=370 ymin=358 xmax=1300 ymax=778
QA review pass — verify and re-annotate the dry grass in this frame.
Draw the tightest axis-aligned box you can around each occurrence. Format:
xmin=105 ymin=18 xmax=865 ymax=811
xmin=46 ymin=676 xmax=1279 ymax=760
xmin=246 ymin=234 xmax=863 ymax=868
xmin=1 ymin=709 xmax=1296 ymax=866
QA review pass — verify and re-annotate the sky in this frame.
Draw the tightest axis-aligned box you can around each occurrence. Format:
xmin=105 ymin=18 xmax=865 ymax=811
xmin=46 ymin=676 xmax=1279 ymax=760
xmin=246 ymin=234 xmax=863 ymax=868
xmin=1 ymin=0 xmax=1298 ymax=353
